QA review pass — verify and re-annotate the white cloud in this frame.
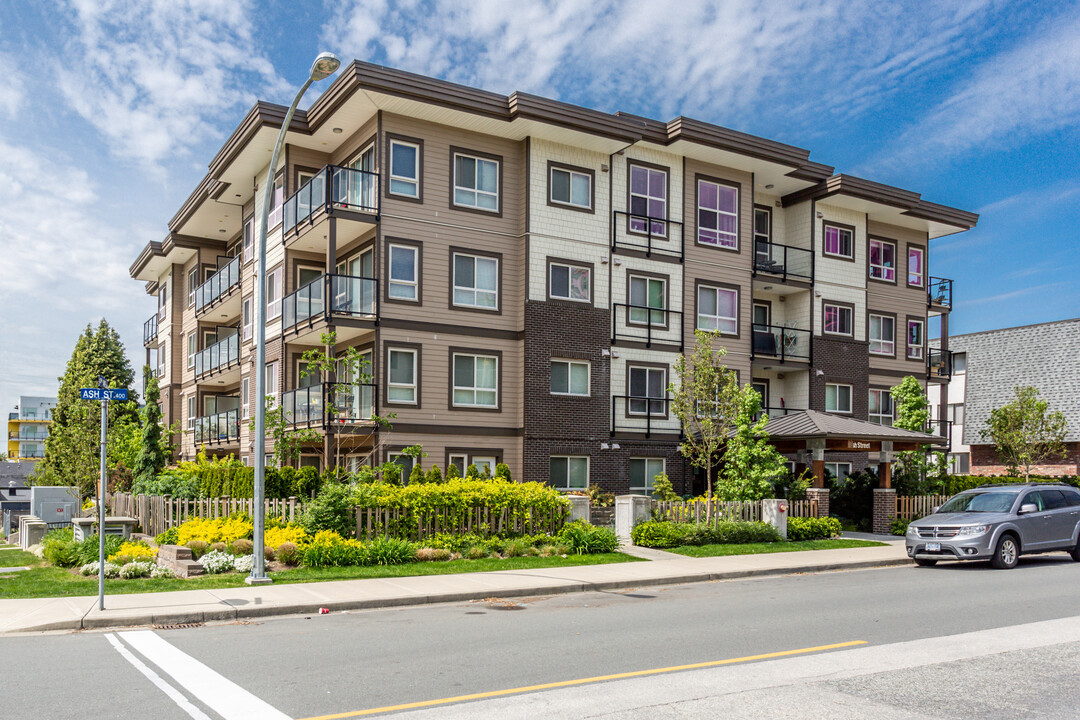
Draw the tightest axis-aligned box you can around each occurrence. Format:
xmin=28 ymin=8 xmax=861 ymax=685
xmin=57 ymin=0 xmax=286 ymax=166
xmin=0 ymin=52 xmax=23 ymax=118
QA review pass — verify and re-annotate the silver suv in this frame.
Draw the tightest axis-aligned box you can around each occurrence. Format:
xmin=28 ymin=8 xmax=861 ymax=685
xmin=906 ymin=483 xmax=1080 ymax=569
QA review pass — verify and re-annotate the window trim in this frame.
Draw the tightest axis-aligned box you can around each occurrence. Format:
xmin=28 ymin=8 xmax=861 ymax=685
xmin=187 ymin=267 xmax=199 ymax=307
xmin=187 ymin=395 xmax=196 ymax=431
xmin=629 ymin=457 xmax=666 ymax=493
xmin=445 ymin=448 xmax=504 ymax=475
xmin=186 ymin=332 xmax=197 ymax=370
xmin=868 ymin=310 xmax=897 ymax=358
xmin=824 ymin=462 xmax=853 ymax=481
xmin=265 ymin=361 xmax=279 ymax=403
xmin=265 ymin=265 xmax=283 ymax=321
xmin=906 ymin=316 xmax=925 ymax=360
xmin=449 ymin=247 xmax=502 ymax=314
xmin=549 ymin=455 xmax=590 ymax=490
xmin=385 ymin=237 xmax=422 ymax=305
xmin=753 ymin=204 xmax=772 ymax=246
xmin=386 ymin=134 xmax=423 ymax=202
xmin=241 ymin=377 xmax=250 ymax=420
xmin=546 ymin=257 xmax=594 ymax=305
xmin=868 ymin=387 xmax=894 ymax=426
xmin=822 ymin=220 xmax=856 ymax=261
xmin=952 ymin=352 xmax=967 ymax=374
xmin=626 ymin=270 xmax=670 ymax=330
xmin=868 ymin=237 xmax=897 ymax=284
xmin=242 ymin=296 xmax=253 ymax=342
xmin=907 ymin=243 xmax=926 ymax=288
xmin=626 ymin=362 xmax=669 ymax=419
xmin=825 ymin=382 xmax=853 ymax=414
xmin=695 ymin=280 xmax=740 ymax=337
xmin=694 ymin=174 xmax=740 ymax=252
xmin=550 ymin=358 xmax=591 ymax=397
xmin=822 ymin=300 xmax=855 ymax=338
xmin=242 ymin=216 xmax=254 ymax=264
xmin=449 ymin=349 xmax=502 ymax=412
xmin=626 ymin=159 xmax=670 ymax=238
xmin=450 ymin=146 xmax=503 ymax=216
xmin=385 ymin=344 xmax=421 ymax=408
xmin=547 ymin=160 xmax=594 ymax=213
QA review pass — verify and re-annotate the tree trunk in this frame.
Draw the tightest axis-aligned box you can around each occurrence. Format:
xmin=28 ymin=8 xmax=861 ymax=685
xmin=705 ymin=460 xmax=713 ymax=523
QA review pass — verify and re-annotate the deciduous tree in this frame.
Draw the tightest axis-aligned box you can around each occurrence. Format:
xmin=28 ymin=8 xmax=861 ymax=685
xmin=983 ymin=386 xmax=1067 ymax=480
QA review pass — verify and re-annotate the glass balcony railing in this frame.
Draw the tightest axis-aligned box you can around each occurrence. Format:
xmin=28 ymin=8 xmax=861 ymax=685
xmin=928 ymin=277 xmax=953 ymax=310
xmin=754 ymin=240 xmax=814 ymax=283
xmin=752 ymin=324 xmax=812 ymax=362
xmin=753 ymin=406 xmax=805 ymax=422
xmin=143 ymin=314 xmax=158 ymax=344
xmin=192 ymin=408 xmax=240 ymax=445
xmin=282 ymin=274 xmax=378 ymax=332
xmin=194 ymin=333 xmax=240 ymax=379
xmin=928 ymin=348 xmax=952 ymax=380
xmin=283 ymin=165 xmax=380 ymax=236
xmin=280 ymin=382 xmax=378 ymax=428
xmin=194 ymin=256 xmax=241 ymax=313
xmin=925 ymin=419 xmax=952 ymax=445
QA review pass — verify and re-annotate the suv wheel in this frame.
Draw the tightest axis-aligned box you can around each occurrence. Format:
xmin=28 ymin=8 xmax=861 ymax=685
xmin=991 ymin=534 xmax=1020 ymax=569
xmin=1070 ymin=536 xmax=1080 ymax=562
xmin=914 ymin=558 xmax=937 ymax=567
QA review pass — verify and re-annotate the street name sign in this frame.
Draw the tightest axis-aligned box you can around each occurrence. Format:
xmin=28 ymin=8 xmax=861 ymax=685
xmin=80 ymin=388 xmax=128 ymax=401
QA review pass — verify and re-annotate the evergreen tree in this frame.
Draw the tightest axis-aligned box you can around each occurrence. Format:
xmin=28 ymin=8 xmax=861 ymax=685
xmin=132 ymin=367 xmax=166 ymax=486
xmin=35 ymin=320 xmax=139 ymax=496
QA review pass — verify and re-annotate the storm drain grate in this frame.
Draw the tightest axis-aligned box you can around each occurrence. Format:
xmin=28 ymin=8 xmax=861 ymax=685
xmin=153 ymin=622 xmax=204 ymax=630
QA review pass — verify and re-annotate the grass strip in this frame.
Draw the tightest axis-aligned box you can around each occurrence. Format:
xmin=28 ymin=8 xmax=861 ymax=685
xmin=667 ymin=538 xmax=887 ymax=558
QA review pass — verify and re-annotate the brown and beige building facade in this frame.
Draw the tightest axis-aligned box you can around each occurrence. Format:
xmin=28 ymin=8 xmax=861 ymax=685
xmin=130 ymin=62 xmax=976 ymax=493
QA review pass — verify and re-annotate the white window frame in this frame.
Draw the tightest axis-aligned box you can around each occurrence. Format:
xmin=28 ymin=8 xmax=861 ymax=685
xmin=187 ymin=396 xmax=195 ymax=431
xmin=449 ymin=453 xmax=468 ymax=475
xmin=550 ymin=359 xmax=590 ymax=396
xmin=265 ymin=361 xmax=279 ymax=403
xmin=823 ymin=302 xmax=853 ymax=337
xmin=549 ymin=262 xmax=591 ymax=303
xmin=907 ymin=319 xmax=924 ymax=360
xmin=452 ymin=252 xmax=499 ymax=310
xmin=628 ymin=164 xmax=667 ymax=237
xmin=907 ymin=246 xmax=925 ymax=287
xmin=267 ymin=174 xmax=284 ymax=229
xmin=187 ymin=332 xmax=197 ymax=370
xmin=697 ymin=285 xmax=738 ymax=335
xmin=825 ymin=383 xmax=852 ymax=414
xmin=158 ymin=281 xmax=168 ymax=319
xmin=388 ymin=139 xmax=420 ymax=198
xmin=696 ymin=178 xmax=738 ymax=249
xmin=241 ymin=377 xmax=250 ymax=420
xmin=452 ymin=152 xmax=499 ymax=212
xmin=628 ymin=365 xmax=667 ymax=416
xmin=242 ymin=217 xmax=254 ymax=264
xmin=549 ymin=455 xmax=589 ymax=490
xmin=387 ymin=348 xmax=418 ymax=405
xmin=949 ymin=403 xmax=965 ymax=426
xmin=825 ymin=462 xmax=852 ymax=481
xmin=187 ymin=267 xmax=199 ymax=307
xmin=869 ymin=389 xmax=893 ymax=426
xmin=242 ymin=297 xmax=253 ymax=341
xmin=823 ymin=223 xmax=853 ymax=260
xmin=388 ymin=244 xmax=418 ymax=301
xmin=628 ymin=274 xmax=666 ymax=326
xmin=472 ymin=456 xmax=497 ymax=476
xmin=266 ymin=267 xmax=282 ymax=321
xmin=869 ymin=238 xmax=896 ymax=282
xmin=869 ymin=313 xmax=895 ymax=356
xmin=630 ymin=457 xmax=665 ymax=493
xmin=549 ymin=166 xmax=591 ymax=209
xmin=389 ymin=453 xmax=416 ymax=481
xmin=157 ymin=340 xmax=167 ymax=378
xmin=452 ymin=353 xmax=499 ymax=408
xmin=953 ymin=352 xmax=967 ymax=374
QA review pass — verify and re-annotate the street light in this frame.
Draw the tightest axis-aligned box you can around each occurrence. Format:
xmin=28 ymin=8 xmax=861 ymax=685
xmin=248 ymin=52 xmax=341 ymax=585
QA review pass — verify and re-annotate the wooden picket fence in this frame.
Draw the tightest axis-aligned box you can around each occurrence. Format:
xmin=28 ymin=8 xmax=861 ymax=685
xmin=895 ymin=494 xmax=950 ymax=521
xmin=105 ymin=491 xmax=304 ymax=538
xmin=653 ymin=499 xmax=762 ymax=524
xmin=355 ymin=505 xmax=567 ymax=541
xmin=787 ymin=498 xmax=820 ymax=518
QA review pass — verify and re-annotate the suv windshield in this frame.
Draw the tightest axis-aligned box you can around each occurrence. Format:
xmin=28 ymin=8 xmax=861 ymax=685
xmin=938 ymin=492 xmax=1017 ymax=514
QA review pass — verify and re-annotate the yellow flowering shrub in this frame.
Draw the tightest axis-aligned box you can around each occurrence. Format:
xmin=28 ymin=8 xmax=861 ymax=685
xmin=108 ymin=541 xmax=157 ymax=562
xmin=176 ymin=516 xmax=253 ymax=546
xmin=265 ymin=525 xmax=309 ymax=548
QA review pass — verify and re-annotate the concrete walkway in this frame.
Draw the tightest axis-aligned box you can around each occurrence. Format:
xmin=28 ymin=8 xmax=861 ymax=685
xmin=0 ymin=542 xmax=910 ymax=635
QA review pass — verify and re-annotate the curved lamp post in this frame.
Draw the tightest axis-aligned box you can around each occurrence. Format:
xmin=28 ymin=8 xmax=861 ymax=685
xmin=248 ymin=52 xmax=341 ymax=584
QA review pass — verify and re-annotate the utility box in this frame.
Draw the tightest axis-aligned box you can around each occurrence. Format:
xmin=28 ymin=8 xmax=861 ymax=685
xmin=615 ymin=494 xmax=653 ymax=544
xmin=30 ymin=486 xmax=79 ymax=528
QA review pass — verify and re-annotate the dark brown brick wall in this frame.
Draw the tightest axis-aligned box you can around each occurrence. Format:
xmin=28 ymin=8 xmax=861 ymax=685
xmin=969 ymin=442 xmax=1080 ymax=477
xmin=810 ymin=335 xmax=870 ymax=419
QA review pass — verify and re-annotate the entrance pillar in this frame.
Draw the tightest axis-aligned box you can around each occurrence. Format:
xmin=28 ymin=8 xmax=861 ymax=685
xmin=805 ymin=440 xmax=829 ymax=518
xmin=873 ymin=443 xmax=896 ymax=534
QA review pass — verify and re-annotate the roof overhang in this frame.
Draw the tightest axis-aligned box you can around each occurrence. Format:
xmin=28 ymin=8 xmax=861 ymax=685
xmin=129 ymin=233 xmax=225 ymax=282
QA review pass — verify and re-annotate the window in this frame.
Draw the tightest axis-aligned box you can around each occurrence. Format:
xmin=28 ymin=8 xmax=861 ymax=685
xmin=869 ymin=313 xmax=895 ymax=355
xmin=389 ymin=139 xmax=420 ymax=198
xmin=629 ymin=164 xmax=667 ymax=236
xmin=187 ymin=333 xmax=197 ymax=369
xmin=869 ymin=239 xmax=896 ymax=282
xmin=628 ymin=366 xmax=666 ymax=416
xmin=267 ymin=174 xmax=284 ymax=228
xmin=823 ymin=303 xmax=853 ymax=336
xmin=697 ymin=285 xmax=738 ymax=334
xmin=825 ymin=383 xmax=852 ymax=413
xmin=266 ymin=267 xmax=282 ymax=320
xmin=472 ymin=457 xmax=497 ymax=476
xmin=754 ymin=207 xmax=771 ymax=245
xmin=949 ymin=403 xmax=965 ymax=426
xmin=825 ymin=462 xmax=852 ymax=481
xmin=823 ymin=223 xmax=853 ymax=259
xmin=948 ymin=453 xmax=970 ymax=474
xmin=265 ymin=362 xmax=279 ymax=402
xmin=243 ymin=298 xmax=253 ymax=341
xmin=453 ymin=353 xmax=498 ymax=408
xmin=387 ymin=348 xmax=417 ymax=404
xmin=242 ymin=217 xmax=254 ymax=264
xmin=187 ymin=268 xmax=199 ymax=306
xmin=389 ymin=453 xmax=415 ymax=481
xmin=241 ymin=378 xmax=250 ymax=420
xmin=629 ymin=274 xmax=666 ymax=325
xmin=549 ymin=261 xmax=591 ymax=302
xmin=907 ymin=319 xmax=924 ymax=359
xmin=158 ymin=282 xmax=168 ymax=318
xmin=297 ymin=360 xmax=321 ymax=389
xmin=551 ymin=360 xmax=589 ymax=396
xmin=953 ymin=352 xmax=967 ymax=374
xmin=697 ymin=179 xmax=738 ymax=248
xmin=751 ymin=381 xmax=769 ymax=410
xmin=453 ymin=151 xmax=499 ymax=211
xmin=453 ymin=253 xmax=498 ymax=309
xmin=388 ymin=244 xmax=418 ymax=300
xmin=869 ymin=389 xmax=893 ymax=425
xmin=550 ymin=456 xmax=589 ymax=490
xmin=449 ymin=454 xmax=468 ymax=476
xmin=549 ymin=165 xmax=591 ymax=209
xmin=908 ymin=246 xmax=924 ymax=287
xmin=158 ymin=341 xmax=167 ymax=377
xmin=187 ymin=396 xmax=196 ymax=431
xmin=630 ymin=458 xmax=665 ymax=493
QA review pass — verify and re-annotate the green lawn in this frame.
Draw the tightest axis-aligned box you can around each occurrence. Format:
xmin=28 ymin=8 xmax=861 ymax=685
xmin=667 ymin=538 xmax=886 ymax=558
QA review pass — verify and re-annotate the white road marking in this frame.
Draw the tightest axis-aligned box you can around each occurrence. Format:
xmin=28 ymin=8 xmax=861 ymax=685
xmin=119 ymin=629 xmax=292 ymax=720
xmin=105 ymin=633 xmax=213 ymax=720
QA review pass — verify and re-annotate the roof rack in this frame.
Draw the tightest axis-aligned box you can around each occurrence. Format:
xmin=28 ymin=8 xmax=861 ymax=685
xmin=975 ymin=481 xmax=1074 ymax=489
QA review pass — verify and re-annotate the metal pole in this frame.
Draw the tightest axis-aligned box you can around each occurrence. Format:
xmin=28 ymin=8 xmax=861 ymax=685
xmin=98 ymin=396 xmax=107 ymax=611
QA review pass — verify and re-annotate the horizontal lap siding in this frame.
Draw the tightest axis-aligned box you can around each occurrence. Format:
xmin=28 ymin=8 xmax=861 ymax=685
xmin=866 ymin=220 xmax=930 ymax=378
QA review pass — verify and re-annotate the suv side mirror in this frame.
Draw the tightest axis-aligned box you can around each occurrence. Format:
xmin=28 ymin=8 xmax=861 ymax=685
xmin=931 ymin=506 xmax=940 ymax=514
xmin=1018 ymin=503 xmax=1038 ymax=515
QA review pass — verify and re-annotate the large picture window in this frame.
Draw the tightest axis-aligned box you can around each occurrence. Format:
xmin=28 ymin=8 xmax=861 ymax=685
xmin=453 ymin=353 xmax=498 ymax=408
xmin=697 ymin=179 xmax=738 ymax=248
xmin=453 ymin=151 xmax=499 ymax=211
xmin=550 ymin=456 xmax=589 ymax=490
xmin=628 ymin=164 xmax=667 ymax=236
xmin=453 ymin=252 xmax=498 ymax=309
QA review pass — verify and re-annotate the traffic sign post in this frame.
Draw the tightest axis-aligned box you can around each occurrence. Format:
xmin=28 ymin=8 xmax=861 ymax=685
xmin=81 ymin=381 xmax=127 ymax=611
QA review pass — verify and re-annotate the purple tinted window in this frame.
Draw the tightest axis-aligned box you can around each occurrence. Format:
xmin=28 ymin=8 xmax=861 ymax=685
xmin=629 ymin=164 xmax=667 ymax=236
xmin=825 ymin=225 xmax=852 ymax=258
xmin=697 ymin=179 xmax=737 ymax=248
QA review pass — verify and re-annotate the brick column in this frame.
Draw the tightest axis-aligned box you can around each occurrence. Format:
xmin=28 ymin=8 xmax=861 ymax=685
xmin=805 ymin=487 xmax=830 ymax=518
xmin=873 ymin=488 xmax=897 ymax=535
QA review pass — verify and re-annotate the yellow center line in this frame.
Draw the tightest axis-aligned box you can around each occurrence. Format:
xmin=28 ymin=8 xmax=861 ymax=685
xmin=297 ymin=639 xmax=867 ymax=720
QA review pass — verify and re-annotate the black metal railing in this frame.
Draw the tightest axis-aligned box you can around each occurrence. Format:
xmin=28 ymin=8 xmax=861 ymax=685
xmin=612 ymin=211 xmax=684 ymax=260
xmin=194 ymin=256 xmax=241 ymax=314
xmin=752 ymin=406 xmax=805 ymax=422
xmin=194 ymin=333 xmax=240 ymax=379
xmin=143 ymin=314 xmax=158 ymax=345
xmin=928 ymin=277 xmax=953 ymax=310
xmin=611 ymin=303 xmax=683 ymax=349
xmin=282 ymin=274 xmax=379 ymax=332
xmin=283 ymin=165 xmax=380 ymax=237
xmin=928 ymin=347 xmax=952 ymax=380
xmin=753 ymin=240 xmax=814 ymax=283
xmin=193 ymin=408 xmax=240 ymax=445
xmin=926 ymin=419 xmax=952 ymax=445
xmin=611 ymin=395 xmax=675 ymax=438
xmin=751 ymin=324 xmax=811 ymax=362
xmin=280 ymin=382 xmax=378 ymax=428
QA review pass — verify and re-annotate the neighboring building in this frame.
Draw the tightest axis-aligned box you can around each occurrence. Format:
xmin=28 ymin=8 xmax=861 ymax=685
xmin=6 ymin=396 xmax=56 ymax=461
xmin=929 ymin=319 xmax=1080 ymax=477
xmin=129 ymin=61 xmax=977 ymax=494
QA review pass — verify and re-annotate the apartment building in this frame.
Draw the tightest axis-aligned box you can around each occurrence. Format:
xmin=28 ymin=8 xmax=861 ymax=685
xmin=929 ymin=319 xmax=1080 ymax=477
xmin=7 ymin=396 xmax=57 ymax=461
xmin=130 ymin=62 xmax=977 ymax=494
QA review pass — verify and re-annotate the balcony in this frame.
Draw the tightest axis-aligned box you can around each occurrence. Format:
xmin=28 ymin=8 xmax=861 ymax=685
xmin=753 ymin=240 xmax=813 ymax=284
xmin=194 ymin=256 xmax=241 ymax=317
xmin=928 ymin=347 xmax=952 ymax=382
xmin=751 ymin=324 xmax=811 ymax=364
xmin=192 ymin=408 xmax=240 ymax=446
xmin=281 ymin=274 xmax=379 ymax=344
xmin=194 ymin=333 xmax=241 ymax=382
xmin=611 ymin=211 xmax=684 ymax=261
xmin=11 ymin=432 xmax=48 ymax=441
xmin=143 ymin=314 xmax=158 ymax=345
xmin=925 ymin=419 xmax=952 ymax=447
xmin=281 ymin=165 xmax=380 ymax=252
xmin=280 ymin=382 xmax=378 ymax=430
xmin=611 ymin=395 xmax=679 ymax=438
xmin=611 ymin=304 xmax=683 ymax=350
xmin=753 ymin=406 xmax=806 ymax=422
xmin=928 ymin=277 xmax=953 ymax=313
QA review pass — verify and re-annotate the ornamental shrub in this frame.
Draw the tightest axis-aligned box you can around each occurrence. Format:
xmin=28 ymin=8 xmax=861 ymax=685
xmin=296 ymin=466 xmax=322 ymax=499
xmin=366 ymin=537 xmax=417 ymax=565
xmin=208 ymin=542 xmax=228 ymax=554
xmin=786 ymin=517 xmax=842 ymax=541
xmin=503 ymin=539 xmax=529 ymax=557
xmin=416 ymin=548 xmax=451 ymax=562
xmin=464 ymin=545 xmax=488 ymax=560
xmin=425 ymin=465 xmax=443 ymax=484
xmin=558 ymin=521 xmax=619 ymax=554
xmin=409 ymin=464 xmax=425 ymax=485
xmin=108 ymin=541 xmax=156 ymax=563
xmin=42 ymin=529 xmax=79 ymax=567
xmin=445 ymin=462 xmax=461 ymax=480
xmin=230 ymin=539 xmax=254 ymax=556
xmin=942 ymin=474 xmax=1080 ymax=494
xmin=300 ymin=531 xmax=367 ymax=567
xmin=200 ymin=550 xmax=235 ymax=574
xmin=185 ymin=540 xmax=209 ymax=559
xmin=264 ymin=524 xmax=308 ymax=548
xmin=276 ymin=541 xmax=300 ymax=566
xmin=494 ymin=463 xmax=511 ymax=482
xmin=631 ymin=521 xmax=693 ymax=549
xmin=300 ymin=483 xmax=355 ymax=538
xmin=631 ymin=521 xmax=781 ymax=548
xmin=890 ymin=517 xmax=910 ymax=536
xmin=175 ymin=516 xmax=253 ymax=546
xmin=150 ymin=565 xmax=175 ymax=579
xmin=119 ymin=561 xmax=155 ymax=579
xmin=155 ymin=528 xmax=179 ymax=546
xmin=74 ymin=535 xmax=124 ymax=566
xmin=233 ymin=554 xmax=266 ymax=573
xmin=465 ymin=464 xmax=480 ymax=479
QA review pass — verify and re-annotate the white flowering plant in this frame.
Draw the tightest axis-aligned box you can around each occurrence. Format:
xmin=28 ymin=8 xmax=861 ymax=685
xmin=232 ymin=554 xmax=267 ymax=573
xmin=150 ymin=565 xmax=175 ymax=579
xmin=199 ymin=549 xmax=236 ymax=574
xmin=119 ymin=561 xmax=155 ymax=579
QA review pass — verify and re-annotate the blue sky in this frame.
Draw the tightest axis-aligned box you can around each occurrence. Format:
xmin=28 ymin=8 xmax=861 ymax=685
xmin=1 ymin=0 xmax=1078 ymax=414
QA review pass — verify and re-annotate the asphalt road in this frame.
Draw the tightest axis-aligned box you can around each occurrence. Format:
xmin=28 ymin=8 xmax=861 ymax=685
xmin=4 ymin=555 xmax=1080 ymax=719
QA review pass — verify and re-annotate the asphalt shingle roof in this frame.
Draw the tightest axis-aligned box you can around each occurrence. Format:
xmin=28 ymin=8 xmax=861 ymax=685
xmin=759 ymin=409 xmax=942 ymax=443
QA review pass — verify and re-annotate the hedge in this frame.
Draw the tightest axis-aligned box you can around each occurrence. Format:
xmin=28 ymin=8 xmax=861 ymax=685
xmin=786 ymin=517 xmax=842 ymax=541
xmin=631 ymin=521 xmax=781 ymax=549
xmin=942 ymin=475 xmax=1080 ymax=495
xmin=132 ymin=459 xmax=323 ymax=500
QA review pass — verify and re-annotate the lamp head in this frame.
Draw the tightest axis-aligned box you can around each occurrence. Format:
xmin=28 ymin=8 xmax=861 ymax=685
xmin=310 ymin=53 xmax=341 ymax=82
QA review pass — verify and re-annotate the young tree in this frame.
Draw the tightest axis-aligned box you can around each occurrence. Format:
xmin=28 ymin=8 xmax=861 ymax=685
xmin=718 ymin=385 xmax=787 ymax=501
xmin=132 ymin=368 xmax=167 ymax=486
xmin=669 ymin=330 xmax=741 ymax=520
xmin=983 ymin=386 xmax=1067 ymax=480
xmin=889 ymin=375 xmax=944 ymax=492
